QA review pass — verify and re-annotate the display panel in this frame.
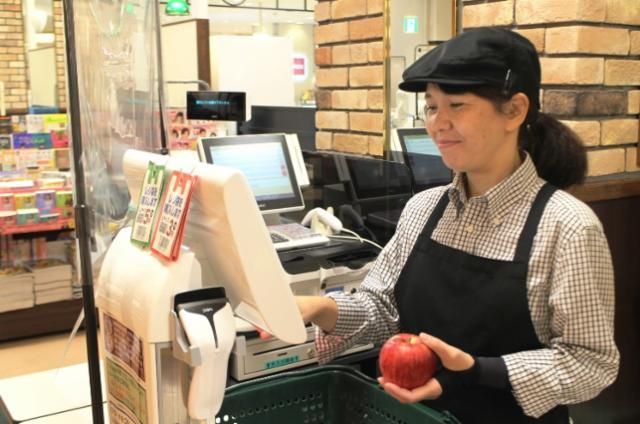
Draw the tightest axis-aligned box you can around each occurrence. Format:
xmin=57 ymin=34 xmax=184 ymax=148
xmin=396 ymin=128 xmax=452 ymax=191
xmin=186 ymin=91 xmax=246 ymax=121
xmin=343 ymin=156 xmax=413 ymax=201
xmin=198 ymin=134 xmax=304 ymax=214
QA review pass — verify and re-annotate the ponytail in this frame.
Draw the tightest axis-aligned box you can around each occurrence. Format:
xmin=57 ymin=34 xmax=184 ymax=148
xmin=438 ymin=84 xmax=587 ymax=189
xmin=519 ymin=113 xmax=587 ymax=189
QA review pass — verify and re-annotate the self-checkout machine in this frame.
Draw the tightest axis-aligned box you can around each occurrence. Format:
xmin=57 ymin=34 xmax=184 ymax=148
xmin=95 ymin=149 xmax=307 ymax=423
xmin=192 ymin=133 xmax=379 ymax=382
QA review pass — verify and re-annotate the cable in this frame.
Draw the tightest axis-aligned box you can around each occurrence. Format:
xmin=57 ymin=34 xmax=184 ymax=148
xmin=337 ymin=204 xmax=379 ymax=242
xmin=340 ymin=228 xmax=364 ymax=243
xmin=340 ymin=227 xmax=364 ymax=243
xmin=329 ymin=234 xmax=384 ymax=251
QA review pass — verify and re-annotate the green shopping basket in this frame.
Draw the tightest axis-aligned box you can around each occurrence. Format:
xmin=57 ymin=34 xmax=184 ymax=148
xmin=217 ymin=365 xmax=460 ymax=424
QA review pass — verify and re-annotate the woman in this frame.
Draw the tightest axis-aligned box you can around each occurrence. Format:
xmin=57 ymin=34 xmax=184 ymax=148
xmin=297 ymin=28 xmax=619 ymax=423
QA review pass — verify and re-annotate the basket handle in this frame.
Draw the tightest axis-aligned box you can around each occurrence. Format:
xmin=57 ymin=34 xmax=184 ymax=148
xmin=225 ymin=364 xmax=373 ymax=394
xmin=225 ymin=365 xmax=462 ymax=424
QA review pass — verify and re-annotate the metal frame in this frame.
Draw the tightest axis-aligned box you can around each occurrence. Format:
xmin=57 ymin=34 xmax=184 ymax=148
xmin=61 ymin=0 xmax=172 ymax=422
xmin=61 ymin=0 xmax=105 ymax=422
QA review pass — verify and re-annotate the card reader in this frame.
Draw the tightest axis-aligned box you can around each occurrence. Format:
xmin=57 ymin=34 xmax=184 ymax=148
xmin=174 ymin=287 xmax=236 ymax=420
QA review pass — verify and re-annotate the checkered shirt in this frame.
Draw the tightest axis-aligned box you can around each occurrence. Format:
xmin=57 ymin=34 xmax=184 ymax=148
xmin=316 ymin=154 xmax=619 ymax=418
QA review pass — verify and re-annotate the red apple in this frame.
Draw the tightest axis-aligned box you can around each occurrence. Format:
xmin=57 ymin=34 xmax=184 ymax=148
xmin=379 ymin=333 xmax=438 ymax=390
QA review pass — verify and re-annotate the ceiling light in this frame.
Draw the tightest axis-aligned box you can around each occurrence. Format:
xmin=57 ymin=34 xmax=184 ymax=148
xmin=165 ymin=0 xmax=190 ymax=16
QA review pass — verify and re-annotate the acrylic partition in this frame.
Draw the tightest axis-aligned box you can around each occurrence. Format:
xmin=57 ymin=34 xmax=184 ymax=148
xmin=69 ymin=0 xmax=163 ymax=254
xmin=63 ymin=0 xmax=164 ymax=422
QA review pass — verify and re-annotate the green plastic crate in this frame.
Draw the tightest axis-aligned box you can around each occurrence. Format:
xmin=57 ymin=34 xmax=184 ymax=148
xmin=217 ymin=365 xmax=460 ymax=424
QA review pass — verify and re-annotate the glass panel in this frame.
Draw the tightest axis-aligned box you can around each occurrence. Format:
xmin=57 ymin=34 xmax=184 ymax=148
xmin=300 ymin=150 xmax=417 ymax=246
xmin=69 ymin=0 xmax=162 ymax=258
xmin=389 ymin=0 xmax=454 ymax=130
xmin=204 ymin=3 xmax=315 ymax=106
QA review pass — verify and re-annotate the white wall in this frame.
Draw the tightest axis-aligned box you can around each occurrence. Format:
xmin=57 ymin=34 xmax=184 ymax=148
xmin=275 ymin=23 xmax=315 ymax=105
xmin=389 ymin=0 xmax=454 ymax=125
xmin=28 ymin=46 xmax=56 ymax=106
xmin=428 ymin=0 xmax=454 ymax=42
xmin=390 ymin=0 xmax=428 ymax=61
xmin=210 ymin=35 xmax=295 ymax=120
xmin=161 ymin=21 xmax=200 ymax=108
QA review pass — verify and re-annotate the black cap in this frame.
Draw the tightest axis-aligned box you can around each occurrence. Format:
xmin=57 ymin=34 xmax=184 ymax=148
xmin=399 ymin=28 xmax=541 ymax=111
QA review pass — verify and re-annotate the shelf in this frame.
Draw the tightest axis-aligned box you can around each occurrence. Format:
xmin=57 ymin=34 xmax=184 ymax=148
xmin=0 ymin=185 xmax=72 ymax=194
xmin=0 ymin=298 xmax=84 ymax=342
xmin=0 ymin=221 xmax=74 ymax=235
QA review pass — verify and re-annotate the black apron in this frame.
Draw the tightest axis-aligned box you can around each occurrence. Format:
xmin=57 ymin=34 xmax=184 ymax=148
xmin=394 ymin=184 xmax=569 ymax=424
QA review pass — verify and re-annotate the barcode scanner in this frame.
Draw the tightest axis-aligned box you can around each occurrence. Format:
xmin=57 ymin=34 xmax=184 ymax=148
xmin=175 ymin=288 xmax=236 ymax=420
xmin=301 ymin=207 xmax=344 ymax=235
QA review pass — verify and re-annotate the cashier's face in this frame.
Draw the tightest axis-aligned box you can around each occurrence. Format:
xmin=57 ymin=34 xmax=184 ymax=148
xmin=423 ymin=83 xmax=520 ymax=177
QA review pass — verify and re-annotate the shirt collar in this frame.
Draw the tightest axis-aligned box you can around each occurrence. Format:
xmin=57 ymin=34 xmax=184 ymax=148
xmin=447 ymin=153 xmax=539 ymax=225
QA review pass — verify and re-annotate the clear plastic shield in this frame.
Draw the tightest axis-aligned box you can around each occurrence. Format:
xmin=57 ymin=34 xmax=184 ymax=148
xmin=69 ymin=0 xmax=162 ymax=259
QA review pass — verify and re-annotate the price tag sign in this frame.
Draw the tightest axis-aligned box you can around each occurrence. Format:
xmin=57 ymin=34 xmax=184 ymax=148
xmin=131 ymin=162 xmax=166 ymax=247
xmin=150 ymin=171 xmax=196 ymax=261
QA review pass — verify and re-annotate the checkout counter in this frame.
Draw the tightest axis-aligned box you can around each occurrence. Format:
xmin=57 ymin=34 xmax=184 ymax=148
xmin=0 ymin=147 xmax=426 ymax=424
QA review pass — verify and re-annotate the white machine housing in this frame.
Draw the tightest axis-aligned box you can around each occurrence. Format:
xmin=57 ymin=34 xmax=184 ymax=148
xmin=96 ymin=149 xmax=306 ymax=424
xmin=230 ymin=260 xmax=375 ymax=381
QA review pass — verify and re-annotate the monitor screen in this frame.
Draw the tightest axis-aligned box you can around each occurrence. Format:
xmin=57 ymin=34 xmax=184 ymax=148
xmin=186 ymin=91 xmax=246 ymax=121
xmin=198 ymin=134 xmax=304 ymax=214
xmin=242 ymin=106 xmax=316 ymax=151
xmin=343 ymin=156 xmax=413 ymax=202
xmin=396 ymin=128 xmax=452 ymax=191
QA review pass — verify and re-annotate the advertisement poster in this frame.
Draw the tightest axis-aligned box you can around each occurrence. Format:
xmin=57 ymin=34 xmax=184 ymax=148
xmin=167 ymin=108 xmax=228 ymax=150
xmin=103 ymin=313 xmax=148 ymax=424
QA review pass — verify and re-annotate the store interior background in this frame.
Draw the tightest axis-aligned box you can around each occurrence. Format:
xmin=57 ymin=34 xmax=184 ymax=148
xmin=0 ymin=0 xmax=639 ymax=423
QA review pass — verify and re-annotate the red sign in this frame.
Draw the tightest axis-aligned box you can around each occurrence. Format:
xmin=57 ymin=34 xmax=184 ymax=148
xmin=293 ymin=56 xmax=306 ymax=77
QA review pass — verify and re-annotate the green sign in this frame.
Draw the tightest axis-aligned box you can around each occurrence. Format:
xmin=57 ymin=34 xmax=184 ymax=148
xmin=403 ymin=16 xmax=419 ymax=34
xmin=265 ymin=355 xmax=300 ymax=369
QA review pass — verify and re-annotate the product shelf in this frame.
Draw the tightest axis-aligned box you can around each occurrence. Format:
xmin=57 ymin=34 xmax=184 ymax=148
xmin=0 ymin=220 xmax=74 ymax=235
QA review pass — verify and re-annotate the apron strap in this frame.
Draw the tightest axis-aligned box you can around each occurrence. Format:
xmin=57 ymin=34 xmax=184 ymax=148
xmin=514 ymin=183 xmax=557 ymax=262
xmin=422 ymin=189 xmax=450 ymax=237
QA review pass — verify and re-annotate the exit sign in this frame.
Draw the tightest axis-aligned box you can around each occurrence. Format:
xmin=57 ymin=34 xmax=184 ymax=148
xmin=403 ymin=16 xmax=419 ymax=33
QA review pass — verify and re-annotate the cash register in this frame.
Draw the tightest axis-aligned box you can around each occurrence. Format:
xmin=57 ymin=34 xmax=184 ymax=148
xmin=197 ymin=133 xmax=378 ymax=381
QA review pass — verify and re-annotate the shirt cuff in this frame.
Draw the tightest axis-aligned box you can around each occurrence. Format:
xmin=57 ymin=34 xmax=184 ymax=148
xmin=476 ymin=356 xmax=510 ymax=389
xmin=324 ymin=291 xmax=367 ymax=337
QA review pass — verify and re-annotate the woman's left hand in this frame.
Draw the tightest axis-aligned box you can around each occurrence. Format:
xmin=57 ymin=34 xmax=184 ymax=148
xmin=377 ymin=333 xmax=475 ymax=404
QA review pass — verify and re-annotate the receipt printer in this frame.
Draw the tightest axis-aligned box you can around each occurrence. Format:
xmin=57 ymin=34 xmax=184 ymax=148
xmin=172 ymin=287 xmax=236 ymax=420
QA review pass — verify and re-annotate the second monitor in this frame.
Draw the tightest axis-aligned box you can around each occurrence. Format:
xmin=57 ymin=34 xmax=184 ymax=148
xmin=198 ymin=133 xmax=304 ymax=216
xmin=392 ymin=128 xmax=453 ymax=192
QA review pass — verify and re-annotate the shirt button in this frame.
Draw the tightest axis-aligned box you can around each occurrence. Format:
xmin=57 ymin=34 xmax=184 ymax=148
xmin=492 ymin=217 xmax=502 ymax=226
xmin=465 ymin=224 xmax=475 ymax=233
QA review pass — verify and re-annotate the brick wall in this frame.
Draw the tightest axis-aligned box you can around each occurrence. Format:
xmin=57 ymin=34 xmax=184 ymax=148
xmin=52 ymin=0 xmax=66 ymax=109
xmin=314 ymin=0 xmax=386 ymax=156
xmin=0 ymin=0 xmax=66 ymax=113
xmin=462 ymin=0 xmax=640 ymax=177
xmin=0 ymin=0 xmax=28 ymax=111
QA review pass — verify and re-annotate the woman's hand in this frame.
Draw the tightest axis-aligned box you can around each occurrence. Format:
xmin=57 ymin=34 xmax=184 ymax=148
xmin=254 ymin=296 xmax=339 ymax=339
xmin=377 ymin=375 xmax=443 ymax=404
xmin=295 ymin=296 xmax=338 ymax=333
xmin=378 ymin=333 xmax=475 ymax=404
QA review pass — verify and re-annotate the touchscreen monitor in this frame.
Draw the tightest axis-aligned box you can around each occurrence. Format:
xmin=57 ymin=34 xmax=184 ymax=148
xmin=198 ymin=134 xmax=304 ymax=215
